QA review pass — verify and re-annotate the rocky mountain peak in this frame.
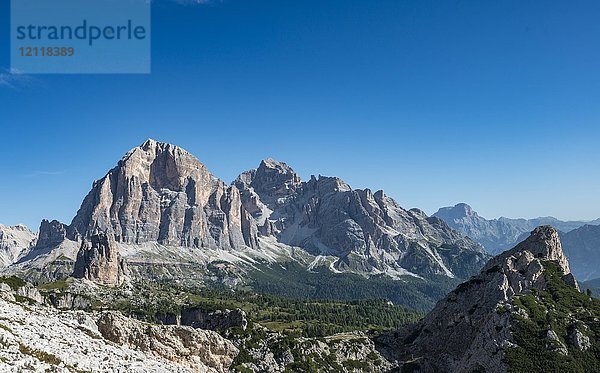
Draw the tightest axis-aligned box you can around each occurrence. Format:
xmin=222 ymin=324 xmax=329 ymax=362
xmin=503 ymin=225 xmax=570 ymax=274
xmin=119 ymin=139 xmax=212 ymax=192
xmin=391 ymin=225 xmax=579 ymax=372
xmin=0 ymin=224 xmax=36 ymax=268
xmin=234 ymin=158 xmax=488 ymax=279
xmin=259 ymin=158 xmax=295 ymax=173
xmin=306 ymin=175 xmax=352 ymax=194
xmin=68 ymin=140 xmax=258 ymax=249
xmin=251 ymin=158 xmax=301 ymax=199
xmin=7 ymin=224 xmax=30 ymax=232
xmin=436 ymin=203 xmax=478 ymax=219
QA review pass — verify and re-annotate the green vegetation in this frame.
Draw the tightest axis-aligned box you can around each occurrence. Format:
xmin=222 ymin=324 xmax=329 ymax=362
xmin=13 ymin=295 xmax=36 ymax=305
xmin=0 ymin=276 xmax=26 ymax=290
xmin=110 ymin=281 xmax=422 ymax=338
xmin=0 ymin=322 xmax=13 ymax=334
xmin=18 ymin=344 xmax=62 ymax=366
xmin=250 ymin=261 xmax=462 ymax=312
xmin=37 ymin=279 xmax=69 ymax=292
xmin=506 ymin=261 xmax=600 ymax=372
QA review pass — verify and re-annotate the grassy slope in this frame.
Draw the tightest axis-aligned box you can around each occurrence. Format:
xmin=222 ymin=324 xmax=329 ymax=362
xmin=507 ymin=261 xmax=600 ymax=372
xmin=249 ymin=261 xmax=462 ymax=312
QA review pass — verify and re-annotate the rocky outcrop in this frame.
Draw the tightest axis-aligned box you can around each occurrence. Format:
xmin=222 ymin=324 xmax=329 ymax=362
xmin=434 ymin=203 xmax=599 ymax=254
xmin=44 ymin=291 xmax=92 ymax=310
xmin=36 ymin=219 xmax=68 ymax=249
xmin=0 ymin=224 xmax=35 ymax=268
xmin=228 ymin=325 xmax=392 ymax=373
xmin=14 ymin=282 xmax=44 ymax=303
xmin=0 ymin=276 xmax=43 ymax=303
xmin=180 ymin=307 xmax=248 ymax=331
xmin=388 ymin=226 xmax=580 ymax=372
xmin=235 ymin=160 xmax=490 ymax=279
xmin=68 ymin=139 xmax=258 ymax=251
xmin=0 ymin=297 xmax=222 ymax=372
xmin=72 ymin=233 xmax=128 ymax=286
xmin=97 ymin=311 xmax=238 ymax=372
xmin=567 ymin=324 xmax=591 ymax=351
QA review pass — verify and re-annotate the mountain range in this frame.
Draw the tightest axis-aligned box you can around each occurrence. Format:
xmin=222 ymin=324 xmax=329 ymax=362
xmin=0 ymin=139 xmax=490 ymax=309
xmin=1 ymin=140 xmax=600 ymax=372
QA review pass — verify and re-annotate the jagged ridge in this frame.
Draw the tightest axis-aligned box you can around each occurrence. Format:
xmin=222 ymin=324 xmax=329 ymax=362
xmin=386 ymin=226 xmax=591 ymax=373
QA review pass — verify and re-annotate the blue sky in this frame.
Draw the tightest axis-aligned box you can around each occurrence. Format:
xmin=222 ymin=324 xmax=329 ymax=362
xmin=1 ymin=0 xmax=600 ymax=229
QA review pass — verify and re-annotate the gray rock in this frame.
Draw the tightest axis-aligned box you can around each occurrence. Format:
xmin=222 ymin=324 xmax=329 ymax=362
xmin=97 ymin=311 xmax=238 ymax=372
xmin=0 ymin=282 xmax=15 ymax=302
xmin=72 ymin=233 xmax=128 ymax=286
xmin=567 ymin=325 xmax=591 ymax=351
xmin=15 ymin=282 xmax=43 ymax=303
xmin=36 ymin=219 xmax=68 ymax=249
xmin=68 ymin=139 xmax=258 ymax=251
xmin=45 ymin=291 xmax=91 ymax=310
xmin=387 ymin=226 xmax=578 ymax=373
xmin=235 ymin=160 xmax=490 ymax=279
xmin=546 ymin=330 xmax=569 ymax=355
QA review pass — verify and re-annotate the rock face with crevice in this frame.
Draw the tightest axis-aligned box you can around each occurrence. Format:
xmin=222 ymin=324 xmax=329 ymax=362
xmin=72 ymin=233 xmax=128 ymax=286
xmin=68 ymin=139 xmax=258 ymax=250
xmin=387 ymin=226 xmax=580 ymax=372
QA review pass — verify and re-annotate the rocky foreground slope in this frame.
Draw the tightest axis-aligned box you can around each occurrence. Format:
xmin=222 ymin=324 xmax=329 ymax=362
xmin=0 ymin=276 xmax=394 ymax=372
xmin=0 ymin=286 xmax=238 ymax=372
xmin=383 ymin=225 xmax=600 ymax=372
xmin=1 ymin=225 xmax=598 ymax=372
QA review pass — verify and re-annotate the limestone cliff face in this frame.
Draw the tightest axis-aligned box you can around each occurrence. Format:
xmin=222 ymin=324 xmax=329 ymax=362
xmin=97 ymin=311 xmax=238 ymax=373
xmin=68 ymin=139 xmax=258 ymax=250
xmin=72 ymin=233 xmax=128 ymax=286
xmin=390 ymin=226 xmax=578 ymax=373
xmin=36 ymin=219 xmax=68 ymax=249
xmin=235 ymin=159 xmax=489 ymax=279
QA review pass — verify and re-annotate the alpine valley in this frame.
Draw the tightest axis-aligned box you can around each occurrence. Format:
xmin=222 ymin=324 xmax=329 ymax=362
xmin=1 ymin=140 xmax=599 ymax=372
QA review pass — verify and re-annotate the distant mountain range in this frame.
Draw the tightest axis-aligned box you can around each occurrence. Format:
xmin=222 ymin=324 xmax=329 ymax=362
xmin=0 ymin=140 xmax=490 ymax=310
xmin=561 ymin=224 xmax=600 ymax=281
xmin=433 ymin=203 xmax=600 ymax=281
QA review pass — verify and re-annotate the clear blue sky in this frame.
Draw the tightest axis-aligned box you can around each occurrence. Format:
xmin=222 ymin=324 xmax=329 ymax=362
xmin=1 ymin=0 xmax=599 ymax=230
